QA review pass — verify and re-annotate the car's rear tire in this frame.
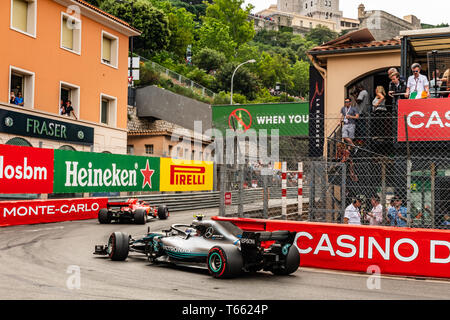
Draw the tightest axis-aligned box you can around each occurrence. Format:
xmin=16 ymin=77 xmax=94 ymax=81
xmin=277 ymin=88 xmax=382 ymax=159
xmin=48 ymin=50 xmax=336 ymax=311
xmin=107 ymin=232 xmax=129 ymax=261
xmin=157 ymin=205 xmax=169 ymax=220
xmin=98 ymin=208 xmax=111 ymax=224
xmin=272 ymin=244 xmax=300 ymax=276
xmin=207 ymin=245 xmax=243 ymax=279
xmin=134 ymin=209 xmax=147 ymax=224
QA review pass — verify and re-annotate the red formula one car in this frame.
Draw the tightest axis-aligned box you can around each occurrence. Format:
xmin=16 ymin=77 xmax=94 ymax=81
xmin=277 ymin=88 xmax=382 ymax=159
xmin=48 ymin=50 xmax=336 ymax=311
xmin=98 ymin=199 xmax=169 ymax=224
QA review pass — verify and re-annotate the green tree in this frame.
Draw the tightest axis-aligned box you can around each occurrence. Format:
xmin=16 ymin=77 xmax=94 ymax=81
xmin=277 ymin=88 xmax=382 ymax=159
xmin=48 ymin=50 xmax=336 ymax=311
xmin=291 ymin=60 xmax=309 ymax=98
xmin=196 ymin=17 xmax=237 ymax=58
xmin=192 ymin=48 xmax=226 ymax=73
xmin=100 ymin=0 xmax=170 ymax=55
xmin=204 ymin=0 xmax=255 ymax=47
xmin=305 ymin=25 xmax=339 ymax=45
xmin=214 ymin=62 xmax=260 ymax=100
xmin=256 ymin=52 xmax=292 ymax=90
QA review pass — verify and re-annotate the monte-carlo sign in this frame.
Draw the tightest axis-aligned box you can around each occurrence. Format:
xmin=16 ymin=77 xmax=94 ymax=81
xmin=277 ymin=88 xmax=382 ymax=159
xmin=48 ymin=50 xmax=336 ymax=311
xmin=0 ymin=144 xmax=213 ymax=194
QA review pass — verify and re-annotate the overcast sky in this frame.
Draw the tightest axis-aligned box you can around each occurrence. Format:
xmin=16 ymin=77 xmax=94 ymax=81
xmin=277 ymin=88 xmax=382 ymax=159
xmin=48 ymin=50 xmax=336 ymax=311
xmin=244 ymin=0 xmax=450 ymax=25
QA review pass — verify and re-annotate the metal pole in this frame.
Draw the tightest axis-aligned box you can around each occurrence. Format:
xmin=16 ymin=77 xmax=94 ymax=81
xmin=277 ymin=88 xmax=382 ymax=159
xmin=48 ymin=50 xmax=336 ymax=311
xmin=263 ymin=173 xmax=269 ymax=219
xmin=381 ymin=162 xmax=386 ymax=225
xmin=281 ymin=161 xmax=287 ymax=220
xmin=230 ymin=60 xmax=256 ymax=105
xmin=430 ymin=162 xmax=436 ymax=229
xmin=238 ymin=164 xmax=244 ymax=217
xmin=309 ymin=162 xmax=315 ymax=222
xmin=406 ymin=160 xmax=412 ymax=227
xmin=298 ymin=162 xmax=303 ymax=217
xmin=341 ymin=163 xmax=346 ymax=223
xmin=219 ymin=165 xmax=225 ymax=217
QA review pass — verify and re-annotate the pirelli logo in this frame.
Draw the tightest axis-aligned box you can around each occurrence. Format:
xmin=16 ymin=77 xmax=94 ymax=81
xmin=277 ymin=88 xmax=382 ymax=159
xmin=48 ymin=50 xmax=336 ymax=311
xmin=170 ymin=165 xmax=206 ymax=185
xmin=160 ymin=158 xmax=213 ymax=192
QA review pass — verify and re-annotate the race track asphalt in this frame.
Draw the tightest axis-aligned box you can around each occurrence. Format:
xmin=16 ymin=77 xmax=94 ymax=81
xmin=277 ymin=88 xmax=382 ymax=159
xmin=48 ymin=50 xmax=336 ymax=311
xmin=0 ymin=208 xmax=449 ymax=300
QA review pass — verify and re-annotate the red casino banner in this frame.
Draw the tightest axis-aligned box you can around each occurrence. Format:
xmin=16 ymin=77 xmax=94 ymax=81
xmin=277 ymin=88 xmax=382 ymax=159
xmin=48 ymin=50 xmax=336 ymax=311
xmin=213 ymin=217 xmax=450 ymax=279
xmin=0 ymin=197 xmax=108 ymax=227
xmin=0 ymin=144 xmax=54 ymax=194
xmin=397 ymin=98 xmax=450 ymax=141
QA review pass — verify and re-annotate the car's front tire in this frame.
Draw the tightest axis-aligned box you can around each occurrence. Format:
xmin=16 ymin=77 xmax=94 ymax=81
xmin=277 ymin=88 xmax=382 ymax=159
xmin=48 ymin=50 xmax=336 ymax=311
xmin=207 ymin=245 xmax=243 ymax=279
xmin=107 ymin=232 xmax=129 ymax=261
xmin=134 ymin=209 xmax=147 ymax=224
xmin=98 ymin=208 xmax=111 ymax=224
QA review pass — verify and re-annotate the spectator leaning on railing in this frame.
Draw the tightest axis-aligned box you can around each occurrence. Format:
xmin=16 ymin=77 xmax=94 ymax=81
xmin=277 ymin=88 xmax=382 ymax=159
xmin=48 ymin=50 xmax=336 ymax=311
xmin=405 ymin=63 xmax=430 ymax=99
xmin=388 ymin=72 xmax=407 ymax=109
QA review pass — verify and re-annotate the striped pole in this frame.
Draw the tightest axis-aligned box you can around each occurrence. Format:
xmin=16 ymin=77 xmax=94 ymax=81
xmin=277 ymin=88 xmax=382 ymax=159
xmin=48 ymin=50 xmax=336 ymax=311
xmin=298 ymin=162 xmax=303 ymax=217
xmin=281 ymin=161 xmax=287 ymax=220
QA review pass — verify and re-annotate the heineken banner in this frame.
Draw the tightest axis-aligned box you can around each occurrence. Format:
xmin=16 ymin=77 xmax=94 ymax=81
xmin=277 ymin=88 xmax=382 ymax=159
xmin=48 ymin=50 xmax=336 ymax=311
xmin=53 ymin=150 xmax=160 ymax=193
xmin=0 ymin=144 xmax=214 ymax=194
xmin=212 ymin=103 xmax=309 ymax=136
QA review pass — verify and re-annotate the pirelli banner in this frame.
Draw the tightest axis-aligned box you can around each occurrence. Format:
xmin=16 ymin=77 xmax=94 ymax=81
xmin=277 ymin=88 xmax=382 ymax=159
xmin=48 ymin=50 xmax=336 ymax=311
xmin=0 ymin=144 xmax=214 ymax=194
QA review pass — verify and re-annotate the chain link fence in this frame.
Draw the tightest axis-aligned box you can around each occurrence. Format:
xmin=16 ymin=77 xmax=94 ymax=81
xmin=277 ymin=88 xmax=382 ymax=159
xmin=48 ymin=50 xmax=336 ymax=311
xmin=217 ymin=108 xmax=450 ymax=230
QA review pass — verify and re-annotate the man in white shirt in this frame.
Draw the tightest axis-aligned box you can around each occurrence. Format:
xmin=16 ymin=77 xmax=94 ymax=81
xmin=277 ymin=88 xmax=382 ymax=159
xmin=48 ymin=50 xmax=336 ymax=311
xmin=405 ymin=63 xmax=430 ymax=99
xmin=365 ymin=195 xmax=383 ymax=225
xmin=344 ymin=197 xmax=362 ymax=225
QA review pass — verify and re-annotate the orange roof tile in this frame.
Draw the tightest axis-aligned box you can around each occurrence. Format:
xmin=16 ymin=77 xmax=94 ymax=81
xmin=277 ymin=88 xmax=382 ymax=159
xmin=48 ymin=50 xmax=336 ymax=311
xmin=74 ymin=0 xmax=141 ymax=34
xmin=309 ymin=38 xmax=401 ymax=54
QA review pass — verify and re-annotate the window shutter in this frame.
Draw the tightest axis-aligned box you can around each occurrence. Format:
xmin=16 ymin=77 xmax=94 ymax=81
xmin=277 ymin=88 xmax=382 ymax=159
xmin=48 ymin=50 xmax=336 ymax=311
xmin=12 ymin=0 xmax=28 ymax=32
xmin=62 ymin=17 xmax=74 ymax=50
xmin=102 ymin=37 xmax=112 ymax=63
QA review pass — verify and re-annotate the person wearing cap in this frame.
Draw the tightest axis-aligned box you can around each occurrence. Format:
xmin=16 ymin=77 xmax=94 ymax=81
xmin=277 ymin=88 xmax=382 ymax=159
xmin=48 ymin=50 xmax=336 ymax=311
xmin=344 ymin=197 xmax=362 ymax=225
xmin=365 ymin=195 xmax=383 ymax=226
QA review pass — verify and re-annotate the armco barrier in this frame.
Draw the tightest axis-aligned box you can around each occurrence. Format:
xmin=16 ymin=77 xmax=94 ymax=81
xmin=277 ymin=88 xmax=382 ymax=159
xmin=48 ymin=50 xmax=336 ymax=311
xmin=213 ymin=216 xmax=450 ymax=279
xmin=0 ymin=198 xmax=108 ymax=227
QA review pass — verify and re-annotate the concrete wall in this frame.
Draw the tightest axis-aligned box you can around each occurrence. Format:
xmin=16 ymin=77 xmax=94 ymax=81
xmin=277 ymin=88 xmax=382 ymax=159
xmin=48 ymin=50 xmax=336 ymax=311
xmin=135 ymin=86 xmax=212 ymax=131
xmin=359 ymin=10 xmax=420 ymax=41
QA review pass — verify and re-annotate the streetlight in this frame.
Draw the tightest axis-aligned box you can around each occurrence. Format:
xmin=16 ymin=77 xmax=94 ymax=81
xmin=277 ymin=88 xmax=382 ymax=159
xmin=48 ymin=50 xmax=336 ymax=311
xmin=230 ymin=59 xmax=256 ymax=105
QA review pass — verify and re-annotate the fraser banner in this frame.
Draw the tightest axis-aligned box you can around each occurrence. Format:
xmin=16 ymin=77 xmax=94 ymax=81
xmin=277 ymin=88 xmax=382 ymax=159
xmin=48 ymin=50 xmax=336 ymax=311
xmin=0 ymin=144 xmax=213 ymax=194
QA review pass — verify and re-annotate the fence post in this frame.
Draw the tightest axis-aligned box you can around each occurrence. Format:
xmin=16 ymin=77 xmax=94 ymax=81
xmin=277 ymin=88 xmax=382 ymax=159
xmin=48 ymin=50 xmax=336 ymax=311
xmin=263 ymin=173 xmax=269 ymax=219
xmin=238 ymin=164 xmax=244 ymax=217
xmin=219 ymin=165 xmax=225 ymax=217
xmin=381 ymin=161 xmax=386 ymax=224
xmin=298 ymin=162 xmax=303 ymax=218
xmin=309 ymin=162 xmax=315 ymax=222
xmin=430 ymin=162 xmax=436 ymax=229
xmin=340 ymin=163 xmax=346 ymax=223
xmin=406 ymin=159 xmax=412 ymax=227
xmin=281 ymin=161 xmax=287 ymax=220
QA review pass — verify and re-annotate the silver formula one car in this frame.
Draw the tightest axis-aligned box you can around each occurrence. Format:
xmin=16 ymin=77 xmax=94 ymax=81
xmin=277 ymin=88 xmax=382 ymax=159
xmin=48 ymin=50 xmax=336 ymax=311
xmin=94 ymin=216 xmax=300 ymax=278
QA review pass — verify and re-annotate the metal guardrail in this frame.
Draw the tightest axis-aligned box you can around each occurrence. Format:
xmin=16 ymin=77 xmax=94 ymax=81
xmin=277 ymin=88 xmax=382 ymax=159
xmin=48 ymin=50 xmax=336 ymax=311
xmin=109 ymin=187 xmax=306 ymax=213
xmin=137 ymin=55 xmax=217 ymax=99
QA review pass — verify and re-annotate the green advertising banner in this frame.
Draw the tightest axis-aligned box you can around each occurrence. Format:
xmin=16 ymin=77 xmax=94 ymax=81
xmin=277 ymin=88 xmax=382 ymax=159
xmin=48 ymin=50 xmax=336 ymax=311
xmin=212 ymin=102 xmax=309 ymax=136
xmin=53 ymin=150 xmax=160 ymax=193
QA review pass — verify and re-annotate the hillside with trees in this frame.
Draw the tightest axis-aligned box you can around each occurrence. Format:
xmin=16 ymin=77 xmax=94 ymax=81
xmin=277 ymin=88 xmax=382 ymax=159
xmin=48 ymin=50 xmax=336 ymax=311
xmin=85 ymin=0 xmax=338 ymax=104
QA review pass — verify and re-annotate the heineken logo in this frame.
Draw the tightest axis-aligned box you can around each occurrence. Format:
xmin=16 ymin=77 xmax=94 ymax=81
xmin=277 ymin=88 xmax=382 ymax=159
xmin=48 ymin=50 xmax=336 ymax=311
xmin=4 ymin=117 xmax=13 ymax=127
xmin=140 ymin=160 xmax=155 ymax=189
xmin=64 ymin=161 xmax=155 ymax=189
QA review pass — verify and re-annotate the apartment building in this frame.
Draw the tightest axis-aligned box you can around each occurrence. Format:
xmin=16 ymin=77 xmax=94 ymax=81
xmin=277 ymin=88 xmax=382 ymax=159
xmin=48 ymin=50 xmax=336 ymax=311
xmin=0 ymin=0 xmax=140 ymax=153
